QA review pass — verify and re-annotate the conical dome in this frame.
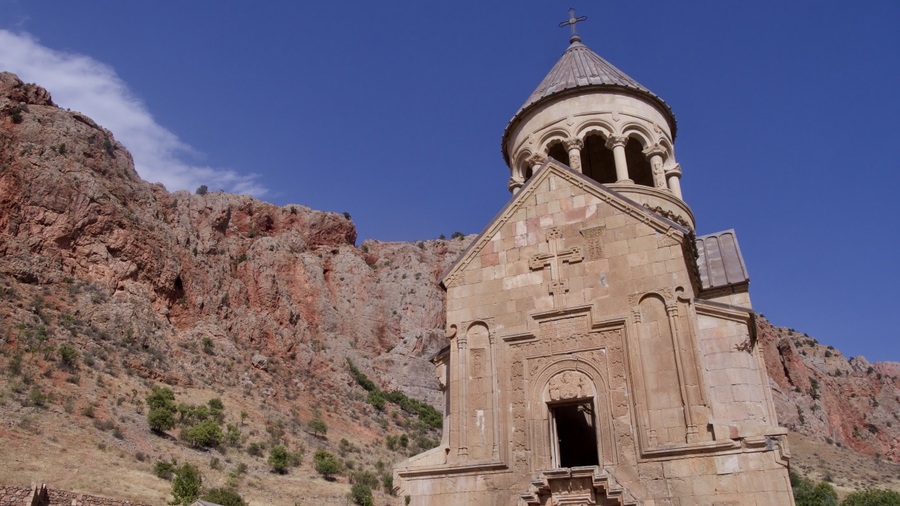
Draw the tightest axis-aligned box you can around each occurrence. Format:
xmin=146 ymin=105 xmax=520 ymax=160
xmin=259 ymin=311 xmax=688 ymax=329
xmin=502 ymin=40 xmax=677 ymax=166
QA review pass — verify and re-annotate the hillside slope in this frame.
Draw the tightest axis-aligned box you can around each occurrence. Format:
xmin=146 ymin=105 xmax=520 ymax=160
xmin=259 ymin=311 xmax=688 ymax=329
xmin=0 ymin=72 xmax=897 ymax=503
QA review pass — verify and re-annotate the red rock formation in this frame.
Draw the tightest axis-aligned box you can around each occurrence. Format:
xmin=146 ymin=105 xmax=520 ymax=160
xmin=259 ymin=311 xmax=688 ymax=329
xmin=0 ymin=72 xmax=465 ymax=410
xmin=759 ymin=316 xmax=899 ymax=461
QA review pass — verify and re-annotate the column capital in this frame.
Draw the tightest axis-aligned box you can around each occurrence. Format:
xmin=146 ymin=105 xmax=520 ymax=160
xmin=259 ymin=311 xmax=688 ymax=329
xmin=508 ymin=177 xmax=524 ymax=193
xmin=563 ymin=138 xmax=584 ymax=150
xmin=665 ymin=163 xmax=683 ymax=177
xmin=643 ymin=144 xmax=667 ymax=160
xmin=527 ymin=153 xmax=546 ymax=166
xmin=605 ymin=135 xmax=629 ymax=149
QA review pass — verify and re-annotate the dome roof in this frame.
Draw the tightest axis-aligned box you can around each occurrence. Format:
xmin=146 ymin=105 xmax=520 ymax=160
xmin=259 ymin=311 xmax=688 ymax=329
xmin=502 ymin=39 xmax=677 ymax=164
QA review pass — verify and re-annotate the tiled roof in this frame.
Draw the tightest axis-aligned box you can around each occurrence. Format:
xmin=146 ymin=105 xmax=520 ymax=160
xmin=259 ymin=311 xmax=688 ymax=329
xmin=502 ymin=39 xmax=676 ymax=164
xmin=695 ymin=229 xmax=749 ymax=291
xmin=519 ymin=40 xmax=662 ymax=114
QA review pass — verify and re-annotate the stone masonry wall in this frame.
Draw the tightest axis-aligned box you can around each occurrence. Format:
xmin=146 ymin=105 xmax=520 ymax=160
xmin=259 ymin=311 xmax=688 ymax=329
xmin=0 ymin=484 xmax=151 ymax=506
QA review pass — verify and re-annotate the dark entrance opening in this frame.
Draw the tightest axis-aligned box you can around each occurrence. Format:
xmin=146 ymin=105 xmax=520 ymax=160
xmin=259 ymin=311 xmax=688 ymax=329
xmin=547 ymin=142 xmax=570 ymax=167
xmin=581 ymin=134 xmax=617 ymax=184
xmin=552 ymin=401 xmax=599 ymax=468
xmin=625 ymin=138 xmax=654 ymax=187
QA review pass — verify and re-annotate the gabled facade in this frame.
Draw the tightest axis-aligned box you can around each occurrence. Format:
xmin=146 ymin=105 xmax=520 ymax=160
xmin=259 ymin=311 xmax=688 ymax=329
xmin=395 ymin=27 xmax=793 ymax=506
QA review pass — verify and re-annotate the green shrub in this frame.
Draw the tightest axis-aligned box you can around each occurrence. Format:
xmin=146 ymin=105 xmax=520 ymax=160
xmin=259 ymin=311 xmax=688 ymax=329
xmin=308 ymin=417 xmax=328 ymax=437
xmin=386 ymin=435 xmax=398 ymax=451
xmin=347 ymin=359 xmax=441 ymax=428
xmin=313 ymin=450 xmax=340 ymax=479
xmin=9 ymin=105 xmax=23 ymax=123
xmin=146 ymin=386 xmax=177 ymax=433
xmin=841 ymin=488 xmax=900 ymax=505
xmin=349 ymin=484 xmax=373 ymax=506
xmin=382 ymin=474 xmax=395 ymax=495
xmin=154 ymin=460 xmax=176 ymax=480
xmin=195 ymin=185 xmax=208 ymax=195
xmin=225 ymin=423 xmax=241 ymax=447
xmin=177 ymin=403 xmax=211 ymax=425
xmin=182 ymin=418 xmax=223 ymax=448
xmin=148 ymin=407 xmax=176 ymax=432
xmin=208 ymin=397 xmax=224 ymax=414
xmin=201 ymin=488 xmax=247 ymax=506
xmin=351 ymin=470 xmax=379 ymax=489
xmin=268 ymin=445 xmax=289 ymax=474
xmin=170 ymin=463 xmax=202 ymax=505
xmin=791 ymin=471 xmax=838 ymax=506
xmin=58 ymin=345 xmax=79 ymax=370
xmin=347 ymin=359 xmax=377 ymax=392
xmin=367 ymin=390 xmax=385 ymax=411
xmin=246 ymin=442 xmax=264 ymax=457
xmin=28 ymin=387 xmax=47 ymax=407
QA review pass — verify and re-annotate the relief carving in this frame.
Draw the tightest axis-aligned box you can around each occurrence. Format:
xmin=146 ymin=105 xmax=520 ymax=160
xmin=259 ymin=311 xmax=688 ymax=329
xmin=546 ymin=370 xmax=593 ymax=402
xmin=539 ymin=315 xmax=588 ymax=340
xmin=580 ymin=226 xmax=606 ymax=261
xmin=530 ymin=227 xmax=584 ymax=303
xmin=657 ymin=229 xmax=682 ymax=248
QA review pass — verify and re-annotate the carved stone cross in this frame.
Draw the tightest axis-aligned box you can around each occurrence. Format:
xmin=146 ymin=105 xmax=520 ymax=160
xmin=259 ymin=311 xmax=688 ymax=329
xmin=530 ymin=227 xmax=583 ymax=303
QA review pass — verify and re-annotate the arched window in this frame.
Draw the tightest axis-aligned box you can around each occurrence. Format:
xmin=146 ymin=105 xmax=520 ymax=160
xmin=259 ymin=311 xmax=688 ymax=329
xmin=626 ymin=138 xmax=654 ymax=187
xmin=546 ymin=142 xmax=570 ymax=167
xmin=580 ymin=134 xmax=616 ymax=184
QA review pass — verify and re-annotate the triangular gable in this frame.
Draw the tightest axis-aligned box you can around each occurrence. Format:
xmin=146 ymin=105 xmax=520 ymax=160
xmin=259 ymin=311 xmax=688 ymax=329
xmin=441 ymin=159 xmax=692 ymax=288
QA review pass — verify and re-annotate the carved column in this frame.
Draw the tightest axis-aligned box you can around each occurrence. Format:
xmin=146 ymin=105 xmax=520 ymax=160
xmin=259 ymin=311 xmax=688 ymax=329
xmin=644 ymin=144 xmax=668 ymax=189
xmin=666 ymin=163 xmax=683 ymax=199
xmin=605 ymin=135 xmax=632 ymax=183
xmin=665 ymin=302 xmax=697 ymax=443
xmin=456 ymin=332 xmax=468 ymax=458
xmin=488 ymin=332 xmax=500 ymax=460
xmin=527 ymin=153 xmax=545 ymax=174
xmin=508 ymin=176 xmax=524 ymax=194
xmin=564 ymin=138 xmax=584 ymax=173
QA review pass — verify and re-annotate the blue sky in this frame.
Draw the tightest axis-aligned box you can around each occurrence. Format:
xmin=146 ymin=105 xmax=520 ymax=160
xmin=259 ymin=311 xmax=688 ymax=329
xmin=1 ymin=1 xmax=898 ymax=363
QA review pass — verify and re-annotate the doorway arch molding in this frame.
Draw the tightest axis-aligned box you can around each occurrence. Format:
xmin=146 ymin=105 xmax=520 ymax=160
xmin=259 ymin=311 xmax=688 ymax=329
xmin=526 ymin=356 xmax=617 ymax=469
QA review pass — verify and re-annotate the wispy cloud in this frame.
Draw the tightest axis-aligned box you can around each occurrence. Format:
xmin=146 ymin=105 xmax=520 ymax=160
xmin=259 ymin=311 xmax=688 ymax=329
xmin=0 ymin=30 xmax=267 ymax=196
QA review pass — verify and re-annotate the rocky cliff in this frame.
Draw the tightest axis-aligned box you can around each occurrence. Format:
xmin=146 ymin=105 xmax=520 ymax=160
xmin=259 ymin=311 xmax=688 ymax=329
xmin=0 ymin=72 xmax=897 ymax=503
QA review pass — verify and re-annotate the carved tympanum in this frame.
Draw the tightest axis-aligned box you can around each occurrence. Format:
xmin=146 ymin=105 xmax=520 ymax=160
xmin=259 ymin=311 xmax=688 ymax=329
xmin=545 ymin=370 xmax=594 ymax=402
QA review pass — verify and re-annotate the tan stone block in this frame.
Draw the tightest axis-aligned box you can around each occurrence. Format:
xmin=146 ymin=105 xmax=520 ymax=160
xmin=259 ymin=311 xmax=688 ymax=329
xmin=691 ymin=474 xmax=718 ymax=496
xmin=627 ymin=251 xmax=649 ymax=267
xmin=639 ymin=461 xmax=665 ymax=480
xmin=652 ymin=261 xmax=668 ymax=276
xmin=547 ymin=200 xmax=561 ymax=215
xmin=644 ymin=479 xmax=670 ymax=498
xmin=753 ymin=491 xmax=789 ymax=505
xmin=662 ymin=459 xmax=694 ymax=479
xmin=634 ymin=234 xmax=658 ymax=251
xmin=606 ymin=213 xmax=627 ymax=229
xmin=605 ymin=240 xmax=628 ymax=258
xmin=668 ymin=477 xmax=692 ymax=498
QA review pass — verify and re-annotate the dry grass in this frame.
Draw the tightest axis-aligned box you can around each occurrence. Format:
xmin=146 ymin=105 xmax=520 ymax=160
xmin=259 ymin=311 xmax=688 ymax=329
xmin=788 ymin=431 xmax=900 ymax=494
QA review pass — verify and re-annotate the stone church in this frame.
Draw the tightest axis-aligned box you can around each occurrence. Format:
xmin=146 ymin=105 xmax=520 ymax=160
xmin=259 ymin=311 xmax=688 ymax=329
xmin=395 ymin=14 xmax=795 ymax=506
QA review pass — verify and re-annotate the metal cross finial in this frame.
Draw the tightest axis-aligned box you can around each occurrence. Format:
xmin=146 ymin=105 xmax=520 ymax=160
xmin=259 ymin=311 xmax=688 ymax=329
xmin=558 ymin=8 xmax=587 ymax=43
